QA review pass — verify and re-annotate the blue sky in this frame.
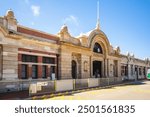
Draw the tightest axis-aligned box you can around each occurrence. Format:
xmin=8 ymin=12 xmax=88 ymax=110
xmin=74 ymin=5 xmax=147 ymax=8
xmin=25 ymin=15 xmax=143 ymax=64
xmin=0 ymin=0 xmax=150 ymax=59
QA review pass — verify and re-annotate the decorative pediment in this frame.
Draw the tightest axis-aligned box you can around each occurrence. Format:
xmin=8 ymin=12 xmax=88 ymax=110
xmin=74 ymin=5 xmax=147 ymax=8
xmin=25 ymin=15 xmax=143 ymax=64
xmin=58 ymin=25 xmax=71 ymax=41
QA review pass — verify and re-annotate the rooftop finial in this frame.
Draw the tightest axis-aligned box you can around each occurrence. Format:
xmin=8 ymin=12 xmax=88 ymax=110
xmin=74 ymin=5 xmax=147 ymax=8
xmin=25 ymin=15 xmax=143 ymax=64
xmin=96 ymin=1 xmax=100 ymax=30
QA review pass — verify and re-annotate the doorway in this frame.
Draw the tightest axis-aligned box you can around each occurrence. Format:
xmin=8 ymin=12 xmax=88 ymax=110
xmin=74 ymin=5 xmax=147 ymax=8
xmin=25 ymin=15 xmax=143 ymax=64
xmin=135 ymin=67 xmax=138 ymax=80
xmin=93 ymin=61 xmax=102 ymax=78
xmin=72 ymin=60 xmax=77 ymax=79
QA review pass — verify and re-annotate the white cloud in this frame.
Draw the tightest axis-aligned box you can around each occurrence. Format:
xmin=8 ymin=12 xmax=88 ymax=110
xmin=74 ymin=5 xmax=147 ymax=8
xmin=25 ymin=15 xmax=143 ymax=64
xmin=63 ymin=15 xmax=79 ymax=26
xmin=62 ymin=15 xmax=82 ymax=36
xmin=31 ymin=5 xmax=40 ymax=16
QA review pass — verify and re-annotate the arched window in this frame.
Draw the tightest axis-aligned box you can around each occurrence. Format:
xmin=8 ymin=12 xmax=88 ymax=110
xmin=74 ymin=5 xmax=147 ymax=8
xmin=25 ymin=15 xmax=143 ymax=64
xmin=93 ymin=43 xmax=103 ymax=54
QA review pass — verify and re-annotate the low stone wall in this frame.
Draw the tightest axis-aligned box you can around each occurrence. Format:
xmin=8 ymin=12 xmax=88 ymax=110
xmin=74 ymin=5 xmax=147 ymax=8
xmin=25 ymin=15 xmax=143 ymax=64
xmin=115 ymin=77 xmax=122 ymax=84
xmin=88 ymin=78 xmax=99 ymax=87
xmin=0 ymin=80 xmax=31 ymax=93
xmin=0 ymin=81 xmax=20 ymax=92
xmin=0 ymin=79 xmax=52 ymax=93
xmin=109 ymin=78 xmax=115 ymax=85
xmin=56 ymin=79 xmax=73 ymax=92
xmin=75 ymin=79 xmax=88 ymax=90
xmin=99 ymin=78 xmax=109 ymax=86
xmin=0 ymin=77 xmax=124 ymax=95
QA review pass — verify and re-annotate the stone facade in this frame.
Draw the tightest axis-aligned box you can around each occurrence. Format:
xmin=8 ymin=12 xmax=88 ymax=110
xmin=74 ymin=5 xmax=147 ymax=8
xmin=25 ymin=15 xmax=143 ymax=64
xmin=0 ymin=10 xmax=150 ymax=92
xmin=57 ymin=25 xmax=123 ymax=79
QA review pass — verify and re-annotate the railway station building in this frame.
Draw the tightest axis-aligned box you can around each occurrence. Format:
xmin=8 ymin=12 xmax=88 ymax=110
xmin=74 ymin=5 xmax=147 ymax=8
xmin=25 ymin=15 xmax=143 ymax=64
xmin=0 ymin=10 xmax=150 ymax=93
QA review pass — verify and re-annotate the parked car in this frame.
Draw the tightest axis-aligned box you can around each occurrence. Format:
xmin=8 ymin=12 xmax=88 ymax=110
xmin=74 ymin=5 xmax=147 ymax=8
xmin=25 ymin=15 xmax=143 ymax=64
xmin=147 ymin=69 xmax=150 ymax=80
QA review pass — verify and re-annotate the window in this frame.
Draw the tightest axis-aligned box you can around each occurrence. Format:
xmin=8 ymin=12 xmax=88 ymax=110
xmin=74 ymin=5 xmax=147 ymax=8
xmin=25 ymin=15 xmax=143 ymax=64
xmin=121 ymin=66 xmax=125 ymax=76
xmin=22 ymin=54 xmax=37 ymax=63
xmin=139 ymin=68 xmax=142 ymax=75
xmin=21 ymin=64 xmax=27 ymax=79
xmin=125 ymin=66 xmax=128 ymax=76
xmin=121 ymin=65 xmax=128 ymax=76
xmin=93 ymin=43 xmax=103 ymax=54
xmin=131 ymin=65 xmax=133 ymax=75
xmin=43 ymin=57 xmax=55 ymax=64
xmin=32 ymin=65 xmax=37 ymax=79
xmin=42 ymin=65 xmax=47 ymax=78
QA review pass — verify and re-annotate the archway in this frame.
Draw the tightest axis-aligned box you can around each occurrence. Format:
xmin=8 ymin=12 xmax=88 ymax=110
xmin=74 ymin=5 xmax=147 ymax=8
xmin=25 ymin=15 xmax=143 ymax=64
xmin=72 ymin=60 xmax=77 ymax=79
xmin=93 ymin=61 xmax=102 ymax=78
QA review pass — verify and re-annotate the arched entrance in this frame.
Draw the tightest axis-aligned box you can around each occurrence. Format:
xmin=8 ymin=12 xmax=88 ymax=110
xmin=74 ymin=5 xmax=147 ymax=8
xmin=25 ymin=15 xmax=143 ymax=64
xmin=93 ymin=61 xmax=102 ymax=78
xmin=72 ymin=60 xmax=77 ymax=79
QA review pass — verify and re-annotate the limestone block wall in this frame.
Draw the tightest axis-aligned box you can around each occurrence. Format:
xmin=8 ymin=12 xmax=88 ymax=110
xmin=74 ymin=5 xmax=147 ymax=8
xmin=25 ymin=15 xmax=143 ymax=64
xmin=81 ymin=55 xmax=90 ymax=78
xmin=55 ymin=79 xmax=73 ymax=92
xmin=108 ymin=59 xmax=114 ymax=77
xmin=2 ymin=45 xmax=18 ymax=80
xmin=60 ymin=51 xmax=72 ymax=79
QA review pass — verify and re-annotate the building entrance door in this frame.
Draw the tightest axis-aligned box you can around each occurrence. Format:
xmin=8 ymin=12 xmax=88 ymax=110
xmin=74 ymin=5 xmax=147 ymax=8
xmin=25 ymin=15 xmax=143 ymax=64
xmin=72 ymin=60 xmax=77 ymax=79
xmin=93 ymin=61 xmax=102 ymax=78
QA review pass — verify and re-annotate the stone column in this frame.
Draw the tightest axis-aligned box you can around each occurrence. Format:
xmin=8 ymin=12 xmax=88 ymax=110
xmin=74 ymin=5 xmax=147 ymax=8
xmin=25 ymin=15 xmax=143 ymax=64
xmin=127 ymin=64 xmax=130 ymax=79
xmin=90 ymin=56 xmax=93 ymax=78
xmin=107 ymin=59 xmax=109 ymax=77
xmin=104 ymin=59 xmax=107 ymax=77
xmin=90 ymin=56 xmax=92 ymax=78
xmin=145 ymin=67 xmax=147 ymax=78
xmin=102 ymin=61 xmax=104 ymax=77
xmin=55 ymin=65 xmax=57 ymax=80
xmin=56 ymin=55 xmax=59 ymax=80
xmin=137 ymin=66 xmax=139 ymax=80
xmin=117 ymin=60 xmax=121 ymax=77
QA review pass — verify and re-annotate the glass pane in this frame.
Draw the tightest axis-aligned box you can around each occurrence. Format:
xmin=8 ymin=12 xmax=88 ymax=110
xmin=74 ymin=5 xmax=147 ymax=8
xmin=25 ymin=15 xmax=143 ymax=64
xmin=32 ymin=65 xmax=37 ymax=79
xmin=42 ymin=66 xmax=47 ymax=78
xmin=21 ymin=64 xmax=27 ymax=79
xmin=43 ymin=57 xmax=55 ymax=64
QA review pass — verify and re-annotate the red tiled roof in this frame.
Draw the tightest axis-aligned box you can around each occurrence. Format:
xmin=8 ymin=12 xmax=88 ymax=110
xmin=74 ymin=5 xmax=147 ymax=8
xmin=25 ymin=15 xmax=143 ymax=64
xmin=17 ymin=26 xmax=59 ymax=41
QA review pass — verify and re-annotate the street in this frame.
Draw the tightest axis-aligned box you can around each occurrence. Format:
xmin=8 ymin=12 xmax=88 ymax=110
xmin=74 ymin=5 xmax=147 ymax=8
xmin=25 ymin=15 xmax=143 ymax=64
xmin=47 ymin=80 xmax=150 ymax=100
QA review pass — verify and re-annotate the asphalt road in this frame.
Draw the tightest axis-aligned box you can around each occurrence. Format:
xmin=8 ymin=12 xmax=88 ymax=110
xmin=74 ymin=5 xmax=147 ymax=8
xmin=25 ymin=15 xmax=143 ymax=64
xmin=47 ymin=80 xmax=150 ymax=100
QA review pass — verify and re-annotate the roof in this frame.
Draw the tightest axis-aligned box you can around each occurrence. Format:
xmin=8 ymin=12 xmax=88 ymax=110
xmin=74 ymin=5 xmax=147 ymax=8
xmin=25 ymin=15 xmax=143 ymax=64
xmin=17 ymin=25 xmax=59 ymax=42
